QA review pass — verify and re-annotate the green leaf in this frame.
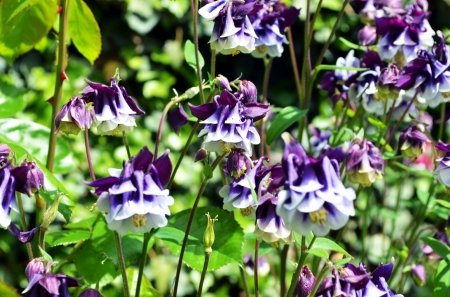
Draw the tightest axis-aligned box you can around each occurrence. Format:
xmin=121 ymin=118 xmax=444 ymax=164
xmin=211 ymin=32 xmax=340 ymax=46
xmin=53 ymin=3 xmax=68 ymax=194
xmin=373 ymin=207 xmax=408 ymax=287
xmin=306 ymin=248 xmax=329 ymax=259
xmin=184 ymin=40 xmax=204 ymax=71
xmin=436 ymin=199 xmax=450 ymax=209
xmin=39 ymin=246 xmax=53 ymax=262
xmin=0 ymin=0 xmax=58 ymax=63
xmin=72 ymin=240 xmax=118 ymax=285
xmin=91 ymin=217 xmax=145 ymax=268
xmin=434 ymin=259 xmax=450 ymax=297
xmin=68 ymin=0 xmax=102 ymax=64
xmin=45 ymin=230 xmax=91 ymax=247
xmin=315 ymin=64 xmax=368 ymax=72
xmin=65 ymin=214 xmax=99 ymax=230
xmin=246 ymin=175 xmax=258 ymax=203
xmin=380 ymin=208 xmax=399 ymax=220
xmin=421 ymin=237 xmax=450 ymax=261
xmin=391 ymin=161 xmax=433 ymax=178
xmin=0 ymin=80 xmax=26 ymax=117
xmin=156 ymin=206 xmax=244 ymax=271
xmin=368 ymin=115 xmax=387 ymax=131
xmin=338 ymin=37 xmax=376 ymax=51
xmin=333 ymin=258 xmax=352 ymax=266
xmin=203 ymin=162 xmax=213 ymax=180
xmin=0 ymin=281 xmax=21 ymax=297
xmin=40 ymin=190 xmax=74 ymax=223
xmin=0 ymin=118 xmax=75 ymax=174
xmin=127 ymin=268 xmax=162 ymax=297
xmin=312 ymin=238 xmax=353 ymax=258
xmin=266 ymin=107 xmax=308 ymax=145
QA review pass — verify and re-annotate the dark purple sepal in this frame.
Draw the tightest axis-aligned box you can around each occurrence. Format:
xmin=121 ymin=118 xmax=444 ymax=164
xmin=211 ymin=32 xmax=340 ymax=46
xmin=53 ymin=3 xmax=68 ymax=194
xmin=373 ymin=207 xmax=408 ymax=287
xmin=189 ymin=103 xmax=216 ymax=120
xmin=280 ymin=6 xmax=300 ymax=28
xmin=371 ymin=261 xmax=394 ymax=285
xmin=358 ymin=25 xmax=376 ymax=46
xmin=11 ymin=161 xmax=45 ymax=196
xmin=8 ymin=223 xmax=40 ymax=243
xmin=217 ymin=89 xmax=239 ymax=106
xmin=293 ymin=266 xmax=316 ymax=297
xmin=436 ymin=141 xmax=450 ymax=153
xmin=168 ymin=104 xmax=189 ymax=134
xmin=242 ymin=102 xmax=270 ymax=121
xmin=132 ymin=146 xmax=153 ymax=172
xmin=86 ymin=176 xmax=121 ymax=195
xmin=153 ymin=149 xmax=172 ymax=187
xmin=80 ymin=289 xmax=104 ymax=297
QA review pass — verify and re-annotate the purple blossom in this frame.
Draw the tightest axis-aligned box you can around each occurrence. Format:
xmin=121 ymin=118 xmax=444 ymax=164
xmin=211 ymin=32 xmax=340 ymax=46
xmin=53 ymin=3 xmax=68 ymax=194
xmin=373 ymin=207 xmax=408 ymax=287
xmin=321 ymin=50 xmax=360 ymax=97
xmin=397 ymin=124 xmax=430 ymax=158
xmin=0 ymin=144 xmax=11 ymax=164
xmin=11 ymin=161 xmax=45 ymax=196
xmin=294 ymin=266 xmax=316 ymax=297
xmin=226 ymin=148 xmax=253 ymax=179
xmin=55 ymin=97 xmax=92 ymax=135
xmin=411 ymin=264 xmax=426 ymax=286
xmin=216 ymin=74 xmax=232 ymax=91
xmin=23 ymin=272 xmax=80 ymax=297
xmin=168 ymin=103 xmax=189 ymax=134
xmin=8 ymin=223 xmax=40 ymax=243
xmin=25 ymin=259 xmax=46 ymax=281
xmin=88 ymin=147 xmax=174 ymax=234
xmin=276 ymin=133 xmax=356 ymax=236
xmin=377 ymin=64 xmax=401 ymax=100
xmin=346 ymin=138 xmax=384 ymax=187
xmin=0 ymin=162 xmax=16 ymax=228
xmin=80 ymin=289 xmax=104 ymax=297
xmin=309 ymin=126 xmax=332 ymax=157
xmin=350 ymin=0 xmax=403 ymax=21
xmin=82 ymin=78 xmax=144 ymax=135
xmin=358 ymin=25 xmax=377 ymax=46
xmin=434 ymin=141 xmax=450 ymax=188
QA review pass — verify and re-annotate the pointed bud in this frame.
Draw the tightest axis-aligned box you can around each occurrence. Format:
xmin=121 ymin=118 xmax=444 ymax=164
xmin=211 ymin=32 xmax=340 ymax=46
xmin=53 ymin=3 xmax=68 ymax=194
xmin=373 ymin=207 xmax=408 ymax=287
xmin=215 ymin=75 xmax=232 ymax=91
xmin=239 ymin=80 xmax=257 ymax=103
xmin=203 ymin=212 xmax=218 ymax=253
xmin=346 ymin=138 xmax=383 ymax=187
xmin=411 ymin=264 xmax=426 ymax=286
xmin=195 ymin=148 xmax=208 ymax=162
xmin=168 ymin=104 xmax=189 ymax=134
xmin=293 ymin=266 xmax=316 ymax=297
xmin=358 ymin=25 xmax=376 ymax=46
xmin=42 ymin=195 xmax=62 ymax=229
xmin=25 ymin=258 xmax=46 ymax=280
xmin=226 ymin=149 xmax=252 ymax=178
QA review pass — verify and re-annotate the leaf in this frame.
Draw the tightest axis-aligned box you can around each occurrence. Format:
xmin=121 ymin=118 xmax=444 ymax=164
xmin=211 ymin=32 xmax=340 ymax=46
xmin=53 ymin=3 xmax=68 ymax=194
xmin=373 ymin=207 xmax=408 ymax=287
xmin=436 ymin=199 xmax=450 ymax=209
xmin=68 ymin=0 xmax=102 ymax=64
xmin=127 ymin=268 xmax=162 ymax=297
xmin=368 ymin=115 xmax=387 ymax=131
xmin=40 ymin=190 xmax=74 ymax=223
xmin=434 ymin=259 xmax=450 ymax=297
xmin=246 ymin=175 xmax=258 ymax=203
xmin=0 ymin=81 xmax=26 ymax=118
xmin=0 ymin=0 xmax=58 ymax=63
xmin=0 ymin=118 xmax=75 ymax=174
xmin=391 ymin=161 xmax=433 ymax=178
xmin=0 ymin=281 xmax=21 ymax=297
xmin=380 ymin=208 xmax=399 ymax=220
xmin=333 ymin=258 xmax=352 ymax=266
xmin=315 ymin=65 xmax=368 ymax=72
xmin=39 ymin=246 xmax=53 ymax=262
xmin=266 ymin=107 xmax=308 ymax=145
xmin=306 ymin=248 xmax=329 ymax=259
xmin=203 ymin=162 xmax=213 ymax=180
xmin=45 ymin=230 xmax=91 ymax=247
xmin=91 ymin=217 xmax=145 ymax=268
xmin=156 ymin=206 xmax=244 ymax=272
xmin=184 ymin=40 xmax=204 ymax=71
xmin=72 ymin=240 xmax=118 ymax=285
xmin=420 ymin=237 xmax=450 ymax=261
xmin=65 ymin=215 xmax=99 ymax=230
xmin=312 ymin=238 xmax=353 ymax=258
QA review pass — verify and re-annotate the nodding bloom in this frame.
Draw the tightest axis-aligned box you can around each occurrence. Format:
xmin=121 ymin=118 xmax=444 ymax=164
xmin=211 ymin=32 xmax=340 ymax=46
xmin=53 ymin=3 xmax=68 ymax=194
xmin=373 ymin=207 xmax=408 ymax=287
xmin=395 ymin=32 xmax=450 ymax=108
xmin=376 ymin=2 xmax=434 ymax=64
xmin=0 ymin=162 xmax=16 ymax=228
xmin=87 ymin=147 xmax=174 ymax=234
xmin=434 ymin=141 xmax=450 ymax=188
xmin=397 ymin=124 xmax=430 ymax=158
xmin=250 ymin=0 xmax=300 ymax=58
xmin=316 ymin=261 xmax=401 ymax=297
xmin=346 ymin=138 xmax=384 ymax=187
xmin=276 ymin=133 xmax=356 ymax=236
xmin=226 ymin=148 xmax=253 ymax=179
xmin=377 ymin=64 xmax=401 ymax=100
xmin=411 ymin=264 xmax=426 ymax=286
xmin=421 ymin=231 xmax=450 ymax=259
xmin=82 ymin=78 xmax=144 ymax=135
xmin=11 ymin=161 xmax=45 ymax=196
xmin=243 ymin=253 xmax=270 ymax=276
xmin=189 ymin=79 xmax=270 ymax=156
xmin=293 ymin=266 xmax=316 ymax=297
xmin=309 ymin=126 xmax=332 ymax=157
xmin=358 ymin=25 xmax=377 ymax=46
xmin=55 ymin=97 xmax=92 ymax=135
xmin=255 ymin=193 xmax=293 ymax=246
xmin=199 ymin=0 xmax=258 ymax=55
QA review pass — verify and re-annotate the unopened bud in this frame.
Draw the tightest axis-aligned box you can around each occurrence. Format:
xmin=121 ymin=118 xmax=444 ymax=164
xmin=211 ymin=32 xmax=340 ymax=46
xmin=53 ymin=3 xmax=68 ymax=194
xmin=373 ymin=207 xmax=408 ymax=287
xmin=186 ymin=86 xmax=200 ymax=99
xmin=239 ymin=80 xmax=257 ymax=103
xmin=293 ymin=266 xmax=316 ymax=297
xmin=215 ymin=75 xmax=231 ymax=91
xmin=25 ymin=258 xmax=46 ymax=280
xmin=204 ymin=212 xmax=218 ymax=253
xmin=42 ymin=195 xmax=62 ymax=229
xmin=195 ymin=148 xmax=208 ymax=162
xmin=411 ymin=264 xmax=426 ymax=286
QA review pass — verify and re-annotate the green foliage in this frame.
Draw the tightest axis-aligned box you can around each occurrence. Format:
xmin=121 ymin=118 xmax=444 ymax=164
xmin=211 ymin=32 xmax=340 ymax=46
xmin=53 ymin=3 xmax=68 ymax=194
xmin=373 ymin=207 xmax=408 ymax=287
xmin=0 ymin=281 xmax=21 ymax=297
xmin=45 ymin=230 xmax=91 ymax=247
xmin=156 ymin=206 xmax=244 ymax=272
xmin=266 ymin=107 xmax=308 ymax=145
xmin=184 ymin=40 xmax=205 ymax=72
xmin=0 ymin=0 xmax=58 ymax=63
xmin=434 ymin=260 xmax=450 ymax=297
xmin=127 ymin=268 xmax=162 ymax=297
xmin=40 ymin=190 xmax=74 ymax=223
xmin=68 ymin=0 xmax=102 ymax=64
xmin=0 ymin=80 xmax=26 ymax=118
xmin=421 ymin=237 xmax=450 ymax=261
xmin=312 ymin=237 xmax=353 ymax=258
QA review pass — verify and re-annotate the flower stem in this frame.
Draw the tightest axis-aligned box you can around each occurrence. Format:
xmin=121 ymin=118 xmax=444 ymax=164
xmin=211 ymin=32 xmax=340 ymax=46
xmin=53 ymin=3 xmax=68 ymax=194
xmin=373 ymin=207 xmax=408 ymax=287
xmin=46 ymin=0 xmax=71 ymax=172
xmin=197 ymin=252 xmax=211 ymax=297
xmin=287 ymin=27 xmax=302 ymax=110
xmin=190 ymin=0 xmax=205 ymax=104
xmin=136 ymin=230 xmax=154 ymax=297
xmin=280 ymin=244 xmax=289 ymax=297
xmin=307 ymin=0 xmax=324 ymax=44
xmin=439 ymin=102 xmax=446 ymax=141
xmin=114 ymin=231 xmax=131 ymax=297
xmin=16 ymin=192 xmax=33 ymax=260
xmin=240 ymin=266 xmax=250 ymax=297
xmin=360 ymin=188 xmax=371 ymax=263
xmin=172 ymin=154 xmax=225 ymax=296
xmin=286 ymin=236 xmax=316 ymax=297
xmin=84 ymin=129 xmax=96 ymax=181
xmin=254 ymin=239 xmax=260 ymax=297
xmin=122 ymin=131 xmax=132 ymax=160
xmin=39 ymin=228 xmax=46 ymax=251
xmin=259 ymin=57 xmax=273 ymax=158
xmin=211 ymin=49 xmax=216 ymax=79
xmin=35 ymin=192 xmax=45 ymax=238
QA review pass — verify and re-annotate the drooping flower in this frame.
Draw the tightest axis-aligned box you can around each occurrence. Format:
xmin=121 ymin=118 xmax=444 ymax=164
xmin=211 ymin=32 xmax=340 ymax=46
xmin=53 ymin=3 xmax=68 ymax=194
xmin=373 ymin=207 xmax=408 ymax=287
xmin=87 ymin=146 xmax=174 ymax=234
xmin=23 ymin=273 xmax=80 ymax=297
xmin=168 ymin=103 xmax=189 ymax=134
xmin=294 ymin=266 xmax=316 ymax=297
xmin=411 ymin=264 xmax=426 ymax=286
xmin=226 ymin=148 xmax=253 ymax=179
xmin=216 ymin=74 xmax=232 ymax=91
xmin=255 ymin=193 xmax=293 ymax=245
xmin=189 ymin=79 xmax=269 ymax=156
xmin=395 ymin=32 xmax=450 ymax=108
xmin=8 ymin=223 xmax=40 ymax=243
xmin=199 ymin=0 xmax=258 ymax=55
xmin=0 ymin=162 xmax=16 ymax=228
xmin=309 ymin=127 xmax=332 ymax=157
xmin=11 ymin=161 xmax=45 ymax=196
xmin=250 ymin=0 xmax=300 ymax=58
xmin=434 ymin=141 xmax=450 ymax=188
xmin=82 ymin=78 xmax=145 ymax=135
xmin=55 ymin=97 xmax=92 ymax=135
xmin=346 ymin=137 xmax=384 ymax=187
xmin=276 ymin=133 xmax=356 ymax=236
xmin=243 ymin=253 xmax=270 ymax=276
xmin=397 ymin=124 xmax=430 ymax=158
xmin=377 ymin=64 xmax=401 ymax=100
xmin=358 ymin=25 xmax=377 ymax=46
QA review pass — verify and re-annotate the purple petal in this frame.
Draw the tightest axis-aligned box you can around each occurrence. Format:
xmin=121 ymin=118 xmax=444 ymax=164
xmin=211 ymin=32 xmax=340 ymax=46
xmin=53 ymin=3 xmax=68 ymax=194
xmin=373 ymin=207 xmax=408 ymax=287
xmin=8 ymin=223 xmax=40 ymax=243
xmin=153 ymin=149 xmax=172 ymax=187
xmin=168 ymin=104 xmax=189 ymax=134
xmin=189 ymin=103 xmax=216 ymax=120
xmin=80 ymin=289 xmax=104 ymax=297
xmin=243 ymin=102 xmax=270 ymax=121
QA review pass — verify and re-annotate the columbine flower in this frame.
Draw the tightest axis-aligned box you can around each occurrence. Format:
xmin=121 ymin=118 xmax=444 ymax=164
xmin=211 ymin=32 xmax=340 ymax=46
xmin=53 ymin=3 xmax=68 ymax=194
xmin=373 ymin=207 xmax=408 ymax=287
xmin=350 ymin=0 xmax=404 ymax=22
xmin=346 ymin=137 xmax=384 ymax=187
xmin=255 ymin=193 xmax=293 ymax=246
xmin=0 ymin=162 xmax=16 ymax=228
xmin=55 ymin=97 xmax=92 ymax=135
xmin=377 ymin=64 xmax=401 ymax=100
xmin=434 ymin=141 xmax=450 ymax=188
xmin=376 ymin=2 xmax=434 ymax=64
xmin=11 ymin=161 xmax=45 ymax=196
xmin=25 ymin=259 xmax=46 ymax=281
xmin=82 ymin=78 xmax=144 ymax=135
xmin=250 ymin=0 xmax=300 ymax=58
xmin=88 ymin=147 xmax=174 ymax=234
xmin=23 ymin=272 xmax=80 ymax=297
xmin=168 ymin=103 xmax=189 ymax=135
xmin=276 ymin=133 xmax=356 ymax=236
xmin=243 ymin=253 xmax=270 ymax=276
xmin=397 ymin=124 xmax=430 ymax=158
xmin=8 ymin=223 xmax=40 ymax=243
xmin=226 ymin=149 xmax=252 ymax=178
xmin=293 ymin=266 xmax=316 ymax=297
xmin=189 ymin=80 xmax=269 ymax=156
xmin=411 ymin=264 xmax=426 ymax=286
xmin=199 ymin=0 xmax=258 ymax=55
xmin=358 ymin=25 xmax=377 ymax=46
xmin=310 ymin=127 xmax=332 ymax=157
xmin=80 ymin=289 xmax=104 ymax=297
xmin=395 ymin=32 xmax=450 ymax=108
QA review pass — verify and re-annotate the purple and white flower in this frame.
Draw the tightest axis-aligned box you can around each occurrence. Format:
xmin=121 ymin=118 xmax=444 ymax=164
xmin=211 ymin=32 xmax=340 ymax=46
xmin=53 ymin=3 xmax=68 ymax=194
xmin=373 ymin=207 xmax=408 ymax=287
xmin=434 ymin=141 xmax=450 ymax=188
xmin=11 ymin=161 xmax=45 ymax=196
xmin=397 ymin=124 xmax=430 ymax=158
xmin=23 ymin=270 xmax=80 ymax=297
xmin=293 ymin=266 xmax=316 ymax=297
xmin=88 ymin=146 xmax=173 ymax=234
xmin=0 ymin=162 xmax=16 ymax=228
xmin=55 ymin=97 xmax=92 ymax=135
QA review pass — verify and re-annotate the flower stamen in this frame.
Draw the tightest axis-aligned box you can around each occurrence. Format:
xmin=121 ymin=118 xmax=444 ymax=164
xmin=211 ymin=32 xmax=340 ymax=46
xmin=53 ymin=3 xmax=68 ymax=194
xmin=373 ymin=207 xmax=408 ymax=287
xmin=309 ymin=208 xmax=328 ymax=226
xmin=131 ymin=214 xmax=147 ymax=227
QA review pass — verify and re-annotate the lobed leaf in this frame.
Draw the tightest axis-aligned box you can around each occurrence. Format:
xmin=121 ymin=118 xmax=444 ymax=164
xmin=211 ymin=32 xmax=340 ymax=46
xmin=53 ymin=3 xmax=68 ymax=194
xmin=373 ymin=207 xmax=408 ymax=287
xmin=45 ymin=230 xmax=91 ymax=247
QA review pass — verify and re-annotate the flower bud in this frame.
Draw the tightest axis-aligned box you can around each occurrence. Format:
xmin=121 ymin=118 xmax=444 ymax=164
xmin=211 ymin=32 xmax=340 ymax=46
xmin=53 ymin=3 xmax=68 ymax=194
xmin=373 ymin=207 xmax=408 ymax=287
xmin=186 ymin=86 xmax=200 ymax=99
xmin=195 ymin=148 xmax=208 ymax=162
xmin=11 ymin=161 xmax=45 ymax=196
xmin=358 ymin=25 xmax=376 ymax=46
xmin=226 ymin=149 xmax=252 ymax=179
xmin=411 ymin=264 xmax=426 ymax=286
xmin=215 ymin=74 xmax=232 ymax=91
xmin=25 ymin=258 xmax=46 ymax=280
xmin=203 ymin=212 xmax=218 ymax=253
xmin=239 ymin=80 xmax=257 ymax=103
xmin=55 ymin=97 xmax=92 ymax=135
xmin=397 ymin=124 xmax=430 ymax=158
xmin=0 ymin=144 xmax=11 ymax=157
xmin=346 ymin=138 xmax=383 ymax=187
xmin=42 ymin=195 xmax=62 ymax=229
xmin=293 ymin=266 xmax=316 ymax=297
xmin=168 ymin=103 xmax=189 ymax=135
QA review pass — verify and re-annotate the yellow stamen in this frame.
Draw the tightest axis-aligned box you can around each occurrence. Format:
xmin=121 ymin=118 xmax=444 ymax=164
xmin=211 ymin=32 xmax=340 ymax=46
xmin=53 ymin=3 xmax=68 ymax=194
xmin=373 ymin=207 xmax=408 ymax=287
xmin=309 ymin=208 xmax=328 ymax=226
xmin=240 ymin=206 xmax=254 ymax=217
xmin=231 ymin=49 xmax=241 ymax=56
xmin=257 ymin=45 xmax=267 ymax=54
xmin=131 ymin=214 xmax=147 ymax=227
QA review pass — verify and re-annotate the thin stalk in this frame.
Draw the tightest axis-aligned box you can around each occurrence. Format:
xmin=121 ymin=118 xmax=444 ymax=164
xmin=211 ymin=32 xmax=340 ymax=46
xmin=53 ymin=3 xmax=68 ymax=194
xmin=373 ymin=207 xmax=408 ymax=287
xmin=84 ymin=129 xmax=96 ymax=181
xmin=172 ymin=154 xmax=225 ymax=296
xmin=287 ymin=28 xmax=302 ymax=107
xmin=388 ymin=173 xmax=407 ymax=258
xmin=331 ymin=104 xmax=350 ymax=146
xmin=376 ymin=100 xmax=389 ymax=147
xmin=308 ymin=265 xmax=332 ymax=297
xmin=301 ymin=0 xmax=312 ymax=93
xmin=439 ymin=102 xmax=446 ymax=141
xmin=16 ymin=192 xmax=33 ymax=260
xmin=286 ymin=236 xmax=316 ymax=297
xmin=240 ymin=266 xmax=251 ymax=297
xmin=39 ymin=228 xmax=46 ymax=250
xmin=122 ymin=131 xmax=132 ymax=159
xmin=307 ymin=0 xmax=324 ymax=45
xmin=35 ymin=193 xmax=45 ymax=238
xmin=190 ymin=0 xmax=206 ymax=104
xmin=361 ymin=189 xmax=371 ymax=263
xmin=46 ymin=0 xmax=71 ymax=172
xmin=114 ymin=231 xmax=131 ymax=297
xmin=211 ymin=49 xmax=216 ymax=79
xmin=254 ymin=240 xmax=260 ymax=297
xmin=280 ymin=244 xmax=289 ymax=297
xmin=197 ymin=252 xmax=211 ymax=297
xmin=136 ymin=230 xmax=154 ymax=297
xmin=168 ymin=120 xmax=200 ymax=189
xmin=259 ymin=57 xmax=274 ymax=157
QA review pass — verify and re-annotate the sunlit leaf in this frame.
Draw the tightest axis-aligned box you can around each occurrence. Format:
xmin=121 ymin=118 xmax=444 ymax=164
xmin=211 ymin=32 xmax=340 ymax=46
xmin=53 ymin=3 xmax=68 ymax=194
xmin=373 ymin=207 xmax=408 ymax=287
xmin=127 ymin=268 xmax=162 ymax=297
xmin=434 ymin=259 xmax=450 ymax=297
xmin=184 ymin=40 xmax=204 ymax=72
xmin=421 ymin=237 xmax=450 ymax=261
xmin=266 ymin=107 xmax=308 ymax=145
xmin=312 ymin=237 xmax=352 ymax=258
xmin=0 ymin=81 xmax=26 ymax=118
xmin=45 ymin=230 xmax=91 ymax=247
xmin=0 ymin=281 xmax=21 ymax=297
xmin=306 ymin=248 xmax=329 ymax=259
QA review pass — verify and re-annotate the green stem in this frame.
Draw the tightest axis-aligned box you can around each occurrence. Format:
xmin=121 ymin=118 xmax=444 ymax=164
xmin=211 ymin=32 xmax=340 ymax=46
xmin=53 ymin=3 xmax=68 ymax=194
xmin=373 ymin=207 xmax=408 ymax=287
xmin=286 ymin=27 xmax=302 ymax=109
xmin=190 ymin=0 xmax=205 ymax=104
xmin=122 ymin=131 xmax=132 ymax=160
xmin=307 ymin=0 xmax=324 ymax=44
xmin=197 ymin=252 xmax=211 ymax=297
xmin=46 ymin=0 xmax=70 ymax=172
xmin=84 ymin=129 xmax=96 ymax=181
xmin=439 ymin=102 xmax=446 ymax=141
xmin=39 ymin=228 xmax=46 ymax=251
xmin=286 ymin=236 xmax=316 ymax=297
xmin=16 ymin=192 xmax=33 ymax=260
xmin=254 ymin=240 xmax=260 ymax=297
xmin=35 ymin=192 xmax=45 ymax=235
xmin=240 ymin=266 xmax=250 ymax=297
xmin=308 ymin=265 xmax=332 ymax=297
xmin=136 ymin=230 xmax=154 ymax=297
xmin=280 ymin=244 xmax=289 ymax=297
xmin=211 ymin=49 xmax=216 ymax=79
xmin=114 ymin=231 xmax=131 ymax=297
xmin=361 ymin=188 xmax=371 ymax=263
xmin=259 ymin=57 xmax=273 ymax=157
xmin=388 ymin=173 xmax=407 ymax=260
